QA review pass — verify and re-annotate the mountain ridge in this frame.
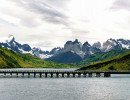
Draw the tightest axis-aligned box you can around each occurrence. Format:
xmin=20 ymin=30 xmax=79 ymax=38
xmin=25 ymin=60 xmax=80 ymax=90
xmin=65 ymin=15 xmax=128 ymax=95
xmin=0 ymin=35 xmax=130 ymax=63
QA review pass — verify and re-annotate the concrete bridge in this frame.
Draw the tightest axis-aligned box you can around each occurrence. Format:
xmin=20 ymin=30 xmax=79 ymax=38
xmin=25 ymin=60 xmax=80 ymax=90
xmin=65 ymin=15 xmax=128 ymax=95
xmin=0 ymin=69 xmax=130 ymax=78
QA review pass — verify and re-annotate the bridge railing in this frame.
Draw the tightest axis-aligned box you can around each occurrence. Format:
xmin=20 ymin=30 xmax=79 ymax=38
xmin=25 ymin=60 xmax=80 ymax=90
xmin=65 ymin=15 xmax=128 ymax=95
xmin=0 ymin=69 xmax=130 ymax=73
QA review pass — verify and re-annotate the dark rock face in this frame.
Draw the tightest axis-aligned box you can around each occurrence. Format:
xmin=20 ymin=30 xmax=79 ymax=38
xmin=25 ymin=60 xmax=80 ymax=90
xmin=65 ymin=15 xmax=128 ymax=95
xmin=92 ymin=42 xmax=101 ymax=49
xmin=46 ymin=51 xmax=82 ymax=63
xmin=22 ymin=44 xmax=31 ymax=51
xmin=82 ymin=41 xmax=91 ymax=52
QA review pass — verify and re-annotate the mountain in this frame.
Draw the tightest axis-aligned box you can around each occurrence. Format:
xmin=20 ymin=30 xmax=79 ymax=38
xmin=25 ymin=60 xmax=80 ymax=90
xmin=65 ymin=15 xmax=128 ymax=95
xmin=92 ymin=41 xmax=101 ymax=49
xmin=0 ymin=35 xmax=130 ymax=63
xmin=0 ymin=35 xmax=53 ymax=59
xmin=47 ymin=38 xmax=130 ymax=63
xmin=64 ymin=39 xmax=83 ymax=58
xmin=77 ymin=49 xmax=130 ymax=66
xmin=77 ymin=52 xmax=130 ymax=71
xmin=46 ymin=39 xmax=101 ymax=63
xmin=101 ymin=38 xmax=130 ymax=52
xmin=82 ymin=41 xmax=101 ymax=58
xmin=0 ymin=46 xmax=75 ymax=68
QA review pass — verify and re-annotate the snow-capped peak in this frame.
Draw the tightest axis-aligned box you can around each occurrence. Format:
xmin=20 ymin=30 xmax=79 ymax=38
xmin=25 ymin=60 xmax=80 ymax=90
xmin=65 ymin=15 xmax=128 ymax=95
xmin=6 ymin=34 xmax=15 ymax=43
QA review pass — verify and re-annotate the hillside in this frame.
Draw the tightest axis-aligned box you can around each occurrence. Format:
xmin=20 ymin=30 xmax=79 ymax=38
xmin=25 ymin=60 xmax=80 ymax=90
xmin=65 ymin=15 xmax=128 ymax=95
xmin=0 ymin=46 xmax=75 ymax=68
xmin=76 ymin=49 xmax=130 ymax=66
xmin=77 ymin=52 xmax=130 ymax=71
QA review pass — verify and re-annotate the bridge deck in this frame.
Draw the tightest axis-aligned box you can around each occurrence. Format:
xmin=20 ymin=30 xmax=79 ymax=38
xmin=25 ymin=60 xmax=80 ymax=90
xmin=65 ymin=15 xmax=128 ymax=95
xmin=0 ymin=69 xmax=130 ymax=74
xmin=0 ymin=69 xmax=130 ymax=78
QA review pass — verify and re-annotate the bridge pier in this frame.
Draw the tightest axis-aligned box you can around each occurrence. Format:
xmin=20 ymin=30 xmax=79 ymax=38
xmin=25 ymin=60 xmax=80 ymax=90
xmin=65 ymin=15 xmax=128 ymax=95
xmin=78 ymin=73 xmax=81 ymax=77
xmin=10 ymin=73 xmax=12 ymax=77
xmin=88 ymin=73 xmax=92 ymax=77
xmin=67 ymin=73 xmax=70 ymax=77
xmin=45 ymin=73 xmax=47 ymax=78
xmin=39 ymin=73 xmax=42 ymax=78
xmin=62 ymin=73 xmax=64 ymax=77
xmin=51 ymin=73 xmax=53 ymax=78
xmin=96 ymin=73 xmax=101 ymax=77
xmin=4 ymin=73 xmax=6 ymax=76
xmin=104 ymin=73 xmax=111 ymax=77
xmin=56 ymin=73 xmax=59 ymax=77
xmin=73 ymin=73 xmax=75 ymax=77
xmin=34 ymin=73 xmax=36 ymax=78
xmin=22 ymin=73 xmax=24 ymax=77
xmin=16 ymin=73 xmax=18 ymax=77
xmin=28 ymin=73 xmax=30 ymax=78
xmin=83 ymin=73 xmax=87 ymax=77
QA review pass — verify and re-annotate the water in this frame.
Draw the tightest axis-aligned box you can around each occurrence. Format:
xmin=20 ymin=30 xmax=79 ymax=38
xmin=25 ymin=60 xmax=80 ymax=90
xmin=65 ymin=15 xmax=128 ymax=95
xmin=0 ymin=68 xmax=130 ymax=100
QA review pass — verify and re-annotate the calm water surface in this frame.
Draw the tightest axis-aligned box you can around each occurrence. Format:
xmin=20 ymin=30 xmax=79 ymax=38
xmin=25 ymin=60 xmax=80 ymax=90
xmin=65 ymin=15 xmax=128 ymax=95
xmin=0 ymin=68 xmax=130 ymax=100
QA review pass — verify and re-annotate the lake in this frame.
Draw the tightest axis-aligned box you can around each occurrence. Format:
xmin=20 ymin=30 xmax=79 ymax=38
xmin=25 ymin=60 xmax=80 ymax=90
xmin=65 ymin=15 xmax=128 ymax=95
xmin=0 ymin=68 xmax=130 ymax=100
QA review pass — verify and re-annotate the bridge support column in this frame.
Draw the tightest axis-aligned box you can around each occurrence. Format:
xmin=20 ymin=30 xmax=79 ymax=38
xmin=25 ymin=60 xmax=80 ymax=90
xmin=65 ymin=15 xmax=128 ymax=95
xmin=28 ymin=73 xmax=30 ymax=78
xmin=16 ymin=73 xmax=18 ymax=77
xmin=88 ymin=73 xmax=92 ymax=77
xmin=78 ymin=73 xmax=81 ymax=77
xmin=10 ymin=73 xmax=12 ymax=77
xmin=104 ymin=73 xmax=111 ymax=77
xmin=96 ymin=73 xmax=101 ymax=77
xmin=39 ymin=73 xmax=42 ymax=78
xmin=67 ymin=73 xmax=70 ymax=77
xmin=83 ymin=73 xmax=87 ymax=77
xmin=51 ymin=73 xmax=53 ymax=78
xmin=22 ymin=73 xmax=24 ymax=77
xmin=4 ymin=73 xmax=6 ymax=76
xmin=62 ymin=73 xmax=64 ymax=77
xmin=45 ymin=73 xmax=47 ymax=78
xmin=34 ymin=73 xmax=36 ymax=78
xmin=73 ymin=73 xmax=75 ymax=77
xmin=56 ymin=73 xmax=59 ymax=78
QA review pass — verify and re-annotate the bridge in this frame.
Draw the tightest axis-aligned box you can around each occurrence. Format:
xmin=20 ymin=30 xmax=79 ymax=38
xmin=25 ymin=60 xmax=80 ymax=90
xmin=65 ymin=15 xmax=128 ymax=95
xmin=0 ymin=69 xmax=130 ymax=78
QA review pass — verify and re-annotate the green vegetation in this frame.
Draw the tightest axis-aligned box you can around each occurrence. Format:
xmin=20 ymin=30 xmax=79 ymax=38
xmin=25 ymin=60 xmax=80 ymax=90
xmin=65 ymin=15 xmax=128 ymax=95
xmin=77 ymin=49 xmax=130 ymax=66
xmin=0 ymin=46 xmax=75 ymax=68
xmin=77 ymin=52 xmax=130 ymax=71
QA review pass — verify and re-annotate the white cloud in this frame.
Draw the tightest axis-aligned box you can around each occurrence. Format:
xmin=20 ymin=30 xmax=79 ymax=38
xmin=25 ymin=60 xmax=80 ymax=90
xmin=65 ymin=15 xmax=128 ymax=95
xmin=0 ymin=0 xmax=130 ymax=50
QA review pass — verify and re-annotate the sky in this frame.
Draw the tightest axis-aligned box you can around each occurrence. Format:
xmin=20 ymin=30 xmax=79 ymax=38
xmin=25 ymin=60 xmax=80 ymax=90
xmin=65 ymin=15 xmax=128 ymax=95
xmin=0 ymin=0 xmax=130 ymax=51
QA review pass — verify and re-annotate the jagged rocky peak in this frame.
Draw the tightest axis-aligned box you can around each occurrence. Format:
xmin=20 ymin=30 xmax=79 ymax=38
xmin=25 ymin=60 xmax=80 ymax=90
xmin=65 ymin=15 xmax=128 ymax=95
xmin=73 ymin=39 xmax=79 ymax=44
xmin=82 ymin=41 xmax=91 ymax=52
xmin=83 ymin=41 xmax=91 ymax=47
xmin=6 ymin=34 xmax=15 ymax=43
xmin=101 ymin=39 xmax=116 ymax=52
xmin=66 ymin=41 xmax=72 ymax=44
xmin=64 ymin=39 xmax=83 ymax=58
xmin=104 ymin=38 xmax=116 ymax=45
xmin=92 ymin=41 xmax=101 ymax=49
xmin=101 ymin=38 xmax=123 ymax=52
xmin=64 ymin=39 xmax=82 ymax=51
xmin=65 ymin=39 xmax=80 ymax=44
